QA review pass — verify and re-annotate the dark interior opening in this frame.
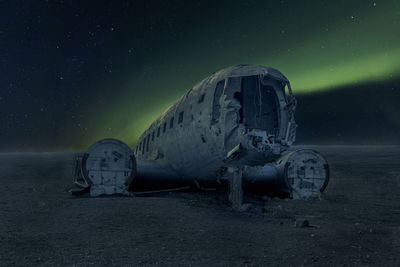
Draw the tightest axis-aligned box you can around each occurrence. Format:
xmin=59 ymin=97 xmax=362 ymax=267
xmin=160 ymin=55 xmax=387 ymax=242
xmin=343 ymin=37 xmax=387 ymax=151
xmin=241 ymin=75 xmax=280 ymax=133
xmin=211 ymin=80 xmax=225 ymax=125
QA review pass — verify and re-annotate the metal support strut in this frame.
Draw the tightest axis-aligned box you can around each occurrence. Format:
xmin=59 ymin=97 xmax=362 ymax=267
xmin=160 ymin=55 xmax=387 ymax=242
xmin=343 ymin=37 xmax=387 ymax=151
xmin=228 ymin=167 xmax=243 ymax=210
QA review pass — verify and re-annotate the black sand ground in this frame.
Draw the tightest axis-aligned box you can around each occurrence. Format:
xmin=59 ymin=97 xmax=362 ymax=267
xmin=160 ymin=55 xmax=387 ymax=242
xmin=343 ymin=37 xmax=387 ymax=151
xmin=0 ymin=146 xmax=399 ymax=266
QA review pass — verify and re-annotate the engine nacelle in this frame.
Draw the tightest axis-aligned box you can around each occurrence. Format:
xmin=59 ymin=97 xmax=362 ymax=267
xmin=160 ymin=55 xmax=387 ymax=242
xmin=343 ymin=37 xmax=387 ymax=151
xmin=72 ymin=138 xmax=136 ymax=196
xmin=243 ymin=149 xmax=329 ymax=199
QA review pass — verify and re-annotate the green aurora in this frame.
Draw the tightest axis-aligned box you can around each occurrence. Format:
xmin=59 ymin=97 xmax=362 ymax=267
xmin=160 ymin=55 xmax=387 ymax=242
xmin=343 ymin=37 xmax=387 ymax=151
xmin=79 ymin=1 xmax=400 ymax=148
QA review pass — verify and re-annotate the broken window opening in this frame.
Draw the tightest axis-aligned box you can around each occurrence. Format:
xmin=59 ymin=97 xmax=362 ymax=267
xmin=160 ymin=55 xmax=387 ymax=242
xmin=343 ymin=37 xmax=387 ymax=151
xmin=163 ymin=122 xmax=167 ymax=133
xmin=241 ymin=75 xmax=279 ymax=133
xmin=142 ymin=138 xmax=145 ymax=154
xmin=234 ymin=91 xmax=243 ymax=123
xmin=146 ymin=134 xmax=150 ymax=152
xmin=284 ymin=83 xmax=291 ymax=101
xmin=157 ymin=126 xmax=160 ymax=137
xmin=152 ymin=131 xmax=155 ymax=141
xmin=198 ymin=93 xmax=205 ymax=103
xmin=211 ymin=80 xmax=225 ymax=125
xmin=178 ymin=111 xmax=184 ymax=124
xmin=170 ymin=117 xmax=174 ymax=128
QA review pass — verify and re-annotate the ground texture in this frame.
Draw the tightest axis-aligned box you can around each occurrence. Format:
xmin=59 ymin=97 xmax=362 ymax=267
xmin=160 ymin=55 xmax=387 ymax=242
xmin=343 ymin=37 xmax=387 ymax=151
xmin=0 ymin=146 xmax=400 ymax=266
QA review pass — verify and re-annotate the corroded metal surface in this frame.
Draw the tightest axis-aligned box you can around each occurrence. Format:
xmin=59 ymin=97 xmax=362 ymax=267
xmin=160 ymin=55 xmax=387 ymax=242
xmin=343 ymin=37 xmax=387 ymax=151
xmin=134 ymin=65 xmax=297 ymax=182
xmin=75 ymin=65 xmax=329 ymax=201
xmin=243 ymin=149 xmax=330 ymax=199
xmin=78 ymin=138 xmax=135 ymax=196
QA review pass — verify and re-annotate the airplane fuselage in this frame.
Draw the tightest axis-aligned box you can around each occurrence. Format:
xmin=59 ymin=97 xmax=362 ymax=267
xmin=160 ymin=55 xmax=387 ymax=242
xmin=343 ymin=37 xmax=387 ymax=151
xmin=75 ymin=65 xmax=329 ymax=200
xmin=133 ymin=65 xmax=297 ymax=187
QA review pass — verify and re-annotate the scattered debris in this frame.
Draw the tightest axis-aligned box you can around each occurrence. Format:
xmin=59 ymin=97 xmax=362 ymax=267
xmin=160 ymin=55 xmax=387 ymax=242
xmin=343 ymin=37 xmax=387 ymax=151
xmin=294 ymin=218 xmax=320 ymax=228
xmin=295 ymin=219 xmax=310 ymax=228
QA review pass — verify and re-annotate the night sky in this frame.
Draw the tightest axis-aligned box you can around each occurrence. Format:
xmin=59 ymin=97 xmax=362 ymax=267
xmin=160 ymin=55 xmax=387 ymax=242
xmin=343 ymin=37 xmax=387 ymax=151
xmin=0 ymin=0 xmax=399 ymax=151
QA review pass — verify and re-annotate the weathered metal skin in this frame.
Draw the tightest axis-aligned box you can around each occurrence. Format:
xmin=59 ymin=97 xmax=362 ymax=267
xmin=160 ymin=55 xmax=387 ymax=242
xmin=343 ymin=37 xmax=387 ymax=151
xmin=73 ymin=64 xmax=329 ymax=199
xmin=243 ymin=149 xmax=329 ymax=199
xmin=133 ymin=65 xmax=298 ymax=188
xmin=81 ymin=138 xmax=136 ymax=196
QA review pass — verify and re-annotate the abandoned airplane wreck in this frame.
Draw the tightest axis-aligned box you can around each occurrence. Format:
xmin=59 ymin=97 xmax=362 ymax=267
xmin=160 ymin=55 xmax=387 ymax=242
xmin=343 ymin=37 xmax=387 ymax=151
xmin=72 ymin=64 xmax=330 ymax=208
